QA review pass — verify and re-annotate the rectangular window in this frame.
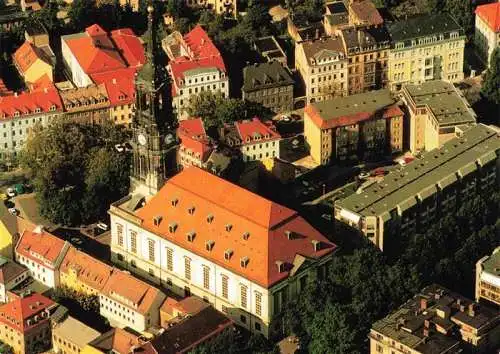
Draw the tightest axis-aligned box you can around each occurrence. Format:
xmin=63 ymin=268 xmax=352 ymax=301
xmin=148 ymin=239 xmax=155 ymax=262
xmin=240 ymin=285 xmax=248 ymax=309
xmin=222 ymin=275 xmax=229 ymax=299
xmin=203 ymin=266 xmax=210 ymax=289
xmin=255 ymin=291 xmax=262 ymax=316
xmin=166 ymin=247 xmax=173 ymax=271
xmin=130 ymin=231 xmax=137 ymax=253
xmin=185 ymin=257 xmax=191 ymax=280
xmin=116 ymin=224 xmax=123 ymax=246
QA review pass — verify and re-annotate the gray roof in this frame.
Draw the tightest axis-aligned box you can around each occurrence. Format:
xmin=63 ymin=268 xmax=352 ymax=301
xmin=341 ymin=26 xmax=391 ymax=53
xmin=53 ymin=316 xmax=101 ymax=347
xmin=242 ymin=61 xmax=294 ymax=92
xmin=301 ymin=36 xmax=346 ymax=64
xmin=337 ymin=124 xmax=500 ymax=217
xmin=403 ymin=80 xmax=476 ymax=127
xmin=482 ymin=248 xmax=500 ymax=277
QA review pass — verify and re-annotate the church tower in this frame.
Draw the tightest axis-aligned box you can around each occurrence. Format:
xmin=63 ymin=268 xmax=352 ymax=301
xmin=130 ymin=2 xmax=178 ymax=196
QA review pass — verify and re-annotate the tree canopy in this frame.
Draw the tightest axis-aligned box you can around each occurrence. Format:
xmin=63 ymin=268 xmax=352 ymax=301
xmin=482 ymin=47 xmax=500 ymax=105
xmin=21 ymin=121 xmax=130 ymax=226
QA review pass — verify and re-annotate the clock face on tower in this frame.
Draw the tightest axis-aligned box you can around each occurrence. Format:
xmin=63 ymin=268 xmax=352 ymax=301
xmin=138 ymin=134 xmax=147 ymax=146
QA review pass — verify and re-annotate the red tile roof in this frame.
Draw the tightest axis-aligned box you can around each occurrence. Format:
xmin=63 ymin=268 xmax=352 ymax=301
xmin=29 ymin=74 xmax=55 ymax=92
xmin=178 ymin=118 xmax=213 ymax=162
xmin=13 ymin=41 xmax=51 ymax=75
xmin=350 ymin=0 xmax=383 ymax=26
xmin=134 ymin=167 xmax=337 ymax=288
xmin=160 ymin=296 xmax=209 ymax=317
xmin=101 ymin=269 xmax=163 ymax=315
xmin=0 ymin=88 xmax=63 ymax=119
xmin=110 ymin=28 xmax=146 ymax=68
xmin=476 ymin=2 xmax=500 ymax=32
xmin=235 ymin=117 xmax=281 ymax=145
xmin=178 ymin=118 xmax=206 ymax=138
xmin=15 ymin=229 xmax=67 ymax=268
xmin=0 ymin=293 xmax=54 ymax=332
xmin=91 ymin=67 xmax=136 ymax=106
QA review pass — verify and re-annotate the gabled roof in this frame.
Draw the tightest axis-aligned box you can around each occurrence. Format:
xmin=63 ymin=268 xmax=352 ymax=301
xmin=0 ymin=292 xmax=55 ymax=332
xmin=88 ymin=328 xmax=141 ymax=353
xmin=234 ymin=117 xmax=281 ymax=145
xmin=91 ymin=67 xmax=136 ymax=107
xmin=0 ymin=256 xmax=27 ymax=284
xmin=349 ymin=0 xmax=383 ymax=26
xmin=110 ymin=28 xmax=146 ymax=68
xmin=301 ymin=36 xmax=346 ymax=64
xmin=29 ymin=74 xmax=55 ymax=92
xmin=242 ymin=61 xmax=294 ymax=92
xmin=475 ymin=2 xmax=500 ymax=32
xmin=15 ymin=229 xmax=67 ymax=267
xmin=60 ymin=247 xmax=113 ymax=292
xmin=13 ymin=41 xmax=51 ymax=75
xmin=178 ymin=118 xmax=206 ymax=138
xmin=160 ymin=296 xmax=209 ymax=317
xmin=134 ymin=167 xmax=337 ymax=288
xmin=178 ymin=118 xmax=213 ymax=162
xmin=0 ymin=88 xmax=63 ymax=119
xmin=101 ymin=269 xmax=163 ymax=314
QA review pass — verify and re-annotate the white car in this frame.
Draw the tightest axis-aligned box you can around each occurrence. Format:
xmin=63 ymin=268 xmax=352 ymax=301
xmin=97 ymin=222 xmax=108 ymax=231
xmin=114 ymin=144 xmax=124 ymax=152
xmin=8 ymin=208 xmax=18 ymax=216
xmin=321 ymin=213 xmax=332 ymax=221
xmin=6 ymin=188 xmax=15 ymax=198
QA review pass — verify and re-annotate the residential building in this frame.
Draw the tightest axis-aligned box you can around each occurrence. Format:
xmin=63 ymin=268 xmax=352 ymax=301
xmin=59 ymin=84 xmax=111 ymax=125
xmin=52 ymin=315 xmax=101 ymax=354
xmin=387 ymin=13 xmax=465 ymax=90
xmin=0 ymin=215 xmax=36 ymax=260
xmin=164 ymin=25 xmax=229 ymax=119
xmin=109 ymin=167 xmax=337 ymax=337
xmin=0 ymin=292 xmax=56 ymax=354
xmin=61 ymin=24 xmax=144 ymax=88
xmin=24 ymin=22 xmax=50 ymax=48
xmin=99 ymin=269 xmax=166 ymax=332
xmin=80 ymin=328 xmax=142 ymax=354
xmin=242 ymin=62 xmax=294 ymax=113
xmin=370 ymin=284 xmax=500 ymax=354
xmin=159 ymin=296 xmax=210 ymax=328
xmin=15 ymin=227 xmax=71 ymax=288
xmin=59 ymin=247 xmax=113 ymax=296
xmin=347 ymin=0 xmax=383 ymax=27
xmin=295 ymin=36 xmax=348 ymax=103
xmin=401 ymin=80 xmax=477 ymax=153
xmin=476 ymin=247 xmax=500 ymax=306
xmin=340 ymin=26 xmax=391 ymax=94
xmin=0 ymin=5 xmax=26 ymax=31
xmin=184 ymin=0 xmax=237 ymax=17
xmin=177 ymin=118 xmax=214 ymax=169
xmin=96 ymin=0 xmax=140 ymax=12
xmin=13 ymin=40 xmax=54 ymax=86
xmin=304 ymin=89 xmax=403 ymax=165
xmin=334 ymin=124 xmax=500 ymax=251
xmin=287 ymin=18 xmax=324 ymax=43
xmin=475 ymin=2 xmax=500 ymax=66
xmin=0 ymin=256 xmax=29 ymax=303
xmin=254 ymin=36 xmax=288 ymax=66
xmin=141 ymin=300 xmax=233 ymax=353
xmin=323 ymin=1 xmax=349 ymax=36
xmin=221 ymin=117 xmax=282 ymax=162
xmin=0 ymin=88 xmax=64 ymax=158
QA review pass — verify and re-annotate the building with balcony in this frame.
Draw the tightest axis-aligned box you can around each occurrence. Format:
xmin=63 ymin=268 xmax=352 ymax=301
xmin=475 ymin=2 xmax=500 ymax=67
xmin=0 ymin=256 xmax=29 ymax=303
xmin=401 ymin=80 xmax=477 ymax=153
xmin=370 ymin=284 xmax=500 ymax=354
xmin=108 ymin=167 xmax=337 ymax=337
xmin=242 ymin=62 xmax=294 ymax=113
xmin=387 ymin=13 xmax=465 ymax=91
xmin=15 ymin=228 xmax=71 ymax=289
xmin=164 ymin=25 xmax=229 ymax=120
xmin=476 ymin=247 xmax=500 ymax=307
xmin=52 ymin=315 xmax=101 ymax=354
xmin=295 ymin=36 xmax=348 ymax=103
xmin=334 ymin=124 xmax=500 ymax=252
xmin=304 ymin=89 xmax=403 ymax=165
xmin=0 ymin=292 xmax=56 ymax=354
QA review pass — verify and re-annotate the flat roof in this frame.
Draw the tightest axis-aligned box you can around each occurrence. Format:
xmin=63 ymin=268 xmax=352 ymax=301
xmin=337 ymin=124 xmax=500 ymax=217
xmin=404 ymin=81 xmax=476 ymax=127
xmin=53 ymin=316 xmax=101 ymax=348
xmin=254 ymin=36 xmax=281 ymax=53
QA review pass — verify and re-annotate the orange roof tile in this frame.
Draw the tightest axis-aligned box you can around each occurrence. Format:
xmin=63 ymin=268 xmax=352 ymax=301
xmin=89 ymin=328 xmax=141 ymax=354
xmin=0 ymin=293 xmax=54 ymax=332
xmin=110 ymin=28 xmax=146 ymax=68
xmin=134 ymin=167 xmax=337 ymax=288
xmin=476 ymin=2 xmax=500 ymax=32
xmin=13 ymin=41 xmax=51 ymax=75
xmin=28 ymin=74 xmax=55 ymax=92
xmin=15 ymin=229 xmax=67 ymax=268
xmin=91 ymin=67 xmax=136 ymax=107
xmin=101 ymin=269 xmax=163 ymax=314
xmin=60 ymin=247 xmax=113 ymax=292
xmin=235 ymin=117 xmax=281 ymax=145
xmin=350 ymin=0 xmax=383 ymax=26
xmin=178 ymin=118 xmax=206 ymax=138
xmin=160 ymin=296 xmax=209 ymax=317
xmin=0 ymin=89 xmax=63 ymax=119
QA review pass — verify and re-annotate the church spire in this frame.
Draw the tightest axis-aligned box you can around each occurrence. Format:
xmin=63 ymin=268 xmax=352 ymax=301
xmin=137 ymin=0 xmax=160 ymax=89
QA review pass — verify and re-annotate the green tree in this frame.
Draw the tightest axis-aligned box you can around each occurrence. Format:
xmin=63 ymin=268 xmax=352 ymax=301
xmin=445 ymin=0 xmax=473 ymax=35
xmin=481 ymin=47 xmax=500 ymax=104
xmin=0 ymin=341 xmax=14 ymax=354
xmin=67 ymin=0 xmax=98 ymax=32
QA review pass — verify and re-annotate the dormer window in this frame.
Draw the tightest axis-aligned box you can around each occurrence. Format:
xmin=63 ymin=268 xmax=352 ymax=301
xmin=225 ymin=224 xmax=232 ymax=232
xmin=187 ymin=231 xmax=196 ymax=242
xmin=153 ymin=215 xmax=162 ymax=226
xmin=205 ymin=240 xmax=215 ymax=251
xmin=276 ymin=261 xmax=285 ymax=273
xmin=168 ymin=222 xmax=178 ymax=233
xmin=242 ymin=232 xmax=250 ymax=240
xmin=187 ymin=206 xmax=195 ymax=215
xmin=207 ymin=214 xmax=214 ymax=223
xmin=285 ymin=230 xmax=294 ymax=240
xmin=240 ymin=256 xmax=249 ymax=268
xmin=14 ymin=111 xmax=20 ymax=117
xmin=311 ymin=240 xmax=321 ymax=252
xmin=50 ymin=105 xmax=56 ymax=111
xmin=171 ymin=198 xmax=178 ymax=206
xmin=224 ymin=249 xmax=233 ymax=260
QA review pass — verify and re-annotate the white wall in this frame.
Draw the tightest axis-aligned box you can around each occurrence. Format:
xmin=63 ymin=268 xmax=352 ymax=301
xmin=241 ymin=139 xmax=280 ymax=162
xmin=61 ymin=39 xmax=93 ymax=88
xmin=16 ymin=254 xmax=58 ymax=288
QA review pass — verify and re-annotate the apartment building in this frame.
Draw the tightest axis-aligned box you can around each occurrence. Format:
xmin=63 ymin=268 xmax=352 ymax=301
xmin=52 ymin=316 xmax=101 ymax=354
xmin=184 ymin=0 xmax=237 ymax=17
xmin=109 ymin=167 xmax=337 ymax=337
xmin=0 ymin=293 xmax=56 ymax=354
xmin=0 ymin=256 xmax=29 ymax=303
xmin=59 ymin=247 xmax=114 ymax=296
xmin=370 ymin=284 xmax=500 ymax=354
xmin=323 ymin=1 xmax=349 ymax=36
xmin=13 ymin=40 xmax=54 ymax=86
xmin=304 ymin=89 xmax=403 ymax=165
xmin=177 ymin=118 xmax=214 ymax=169
xmin=242 ymin=62 xmax=294 ymax=113
xmin=99 ymin=269 xmax=166 ymax=332
xmin=476 ymin=247 xmax=500 ymax=306
xmin=295 ymin=36 xmax=348 ymax=103
xmin=0 ymin=88 xmax=64 ymax=159
xmin=475 ymin=2 xmax=500 ymax=66
xmin=387 ymin=13 xmax=465 ymax=90
xmin=81 ymin=328 xmax=142 ymax=354
xmin=401 ymin=80 xmax=477 ymax=153
xmin=254 ymin=36 xmax=288 ymax=67
xmin=221 ymin=117 xmax=282 ymax=163
xmin=15 ymin=228 xmax=70 ymax=288
xmin=347 ymin=0 xmax=383 ymax=27
xmin=340 ymin=26 xmax=391 ymax=94
xmin=59 ymin=84 xmax=111 ymax=125
xmin=334 ymin=124 xmax=500 ymax=251
xmin=164 ymin=25 xmax=229 ymax=119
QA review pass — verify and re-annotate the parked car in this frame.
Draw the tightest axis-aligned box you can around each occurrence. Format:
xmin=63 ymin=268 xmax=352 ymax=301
xmin=8 ymin=208 xmax=19 ymax=216
xmin=14 ymin=184 xmax=24 ymax=195
xmin=97 ymin=222 xmax=108 ymax=231
xmin=6 ymin=188 xmax=16 ymax=198
xmin=115 ymin=144 xmax=125 ymax=152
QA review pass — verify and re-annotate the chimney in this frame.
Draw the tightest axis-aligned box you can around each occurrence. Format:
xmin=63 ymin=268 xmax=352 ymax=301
xmin=420 ymin=298 xmax=427 ymax=311
xmin=315 ymin=28 xmax=320 ymax=40
xmin=276 ymin=261 xmax=285 ymax=273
